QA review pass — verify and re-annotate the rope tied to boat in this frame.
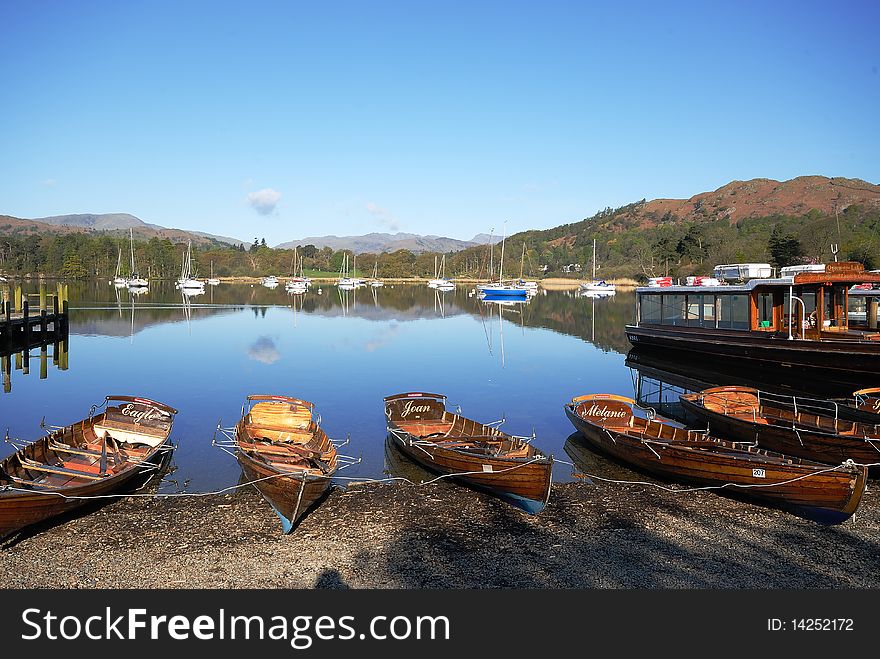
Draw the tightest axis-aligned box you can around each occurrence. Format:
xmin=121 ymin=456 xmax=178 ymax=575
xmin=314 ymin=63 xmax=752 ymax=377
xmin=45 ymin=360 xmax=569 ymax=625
xmin=555 ymin=458 xmax=880 ymax=494
xmin=0 ymin=456 xmax=550 ymax=501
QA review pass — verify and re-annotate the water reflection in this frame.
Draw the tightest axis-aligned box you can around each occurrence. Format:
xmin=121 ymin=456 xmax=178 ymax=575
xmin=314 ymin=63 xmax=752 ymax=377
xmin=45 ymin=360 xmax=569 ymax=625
xmin=1 ymin=281 xmax=639 ymax=491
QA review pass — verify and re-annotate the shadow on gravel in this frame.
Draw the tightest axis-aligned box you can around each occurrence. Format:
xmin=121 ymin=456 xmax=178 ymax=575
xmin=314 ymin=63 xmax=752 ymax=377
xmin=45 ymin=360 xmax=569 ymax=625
xmin=362 ymin=436 xmax=880 ymax=588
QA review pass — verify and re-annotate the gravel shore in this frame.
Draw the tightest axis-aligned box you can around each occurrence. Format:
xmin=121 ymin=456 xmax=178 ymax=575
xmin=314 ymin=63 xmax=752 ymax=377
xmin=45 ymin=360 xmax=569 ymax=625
xmin=2 ymin=473 xmax=879 ymax=589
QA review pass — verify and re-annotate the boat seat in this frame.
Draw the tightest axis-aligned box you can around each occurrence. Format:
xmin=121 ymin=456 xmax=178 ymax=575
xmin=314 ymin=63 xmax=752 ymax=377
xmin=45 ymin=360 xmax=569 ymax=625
xmin=17 ymin=456 xmax=106 ymax=481
xmin=246 ymin=425 xmax=313 ymax=443
xmin=93 ymin=419 xmax=166 ymax=447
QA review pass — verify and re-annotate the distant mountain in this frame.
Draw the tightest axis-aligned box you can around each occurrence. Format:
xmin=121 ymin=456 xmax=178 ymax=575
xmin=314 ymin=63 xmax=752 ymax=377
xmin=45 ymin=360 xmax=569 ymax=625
xmin=189 ymin=230 xmax=248 ymax=248
xmin=276 ymin=232 xmax=499 ymax=254
xmin=34 ymin=213 xmax=147 ymax=230
xmin=2 ymin=212 xmax=245 ymax=247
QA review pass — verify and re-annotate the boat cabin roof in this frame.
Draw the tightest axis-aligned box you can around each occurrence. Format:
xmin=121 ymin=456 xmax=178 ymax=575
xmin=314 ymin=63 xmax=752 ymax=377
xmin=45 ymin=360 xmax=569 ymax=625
xmin=637 ymin=262 xmax=880 ymax=294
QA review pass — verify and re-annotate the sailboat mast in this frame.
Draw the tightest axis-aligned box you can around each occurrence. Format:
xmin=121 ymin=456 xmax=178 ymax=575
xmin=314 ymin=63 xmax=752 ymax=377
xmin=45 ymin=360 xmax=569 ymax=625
xmin=498 ymin=223 xmax=506 ymax=283
xmin=129 ymin=228 xmax=136 ymax=275
xmin=592 ymin=238 xmax=596 ymax=280
xmin=520 ymin=242 xmax=525 ymax=279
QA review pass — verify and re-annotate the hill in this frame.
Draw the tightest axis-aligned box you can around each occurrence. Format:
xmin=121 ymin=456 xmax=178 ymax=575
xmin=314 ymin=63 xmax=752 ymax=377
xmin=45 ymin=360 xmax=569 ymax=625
xmin=502 ymin=176 xmax=880 ymax=279
xmin=0 ymin=213 xmax=244 ymax=247
xmin=276 ymin=232 xmax=498 ymax=254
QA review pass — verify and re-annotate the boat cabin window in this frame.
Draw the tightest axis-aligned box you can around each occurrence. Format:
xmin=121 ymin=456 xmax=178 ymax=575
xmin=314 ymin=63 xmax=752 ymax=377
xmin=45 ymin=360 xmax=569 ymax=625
xmin=641 ymin=294 xmax=662 ymax=323
xmin=849 ymin=295 xmax=867 ymax=327
xmin=718 ymin=294 xmax=749 ymax=330
xmin=661 ymin=294 xmax=686 ymax=326
xmin=824 ymin=285 xmax=847 ymax=329
xmin=686 ymin=294 xmax=715 ymax=328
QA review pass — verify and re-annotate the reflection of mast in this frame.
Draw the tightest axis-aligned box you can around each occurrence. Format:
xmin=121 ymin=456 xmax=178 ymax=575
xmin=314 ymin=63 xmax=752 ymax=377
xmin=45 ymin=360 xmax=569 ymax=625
xmin=498 ymin=302 xmax=505 ymax=368
xmin=591 ymin=294 xmax=595 ymax=342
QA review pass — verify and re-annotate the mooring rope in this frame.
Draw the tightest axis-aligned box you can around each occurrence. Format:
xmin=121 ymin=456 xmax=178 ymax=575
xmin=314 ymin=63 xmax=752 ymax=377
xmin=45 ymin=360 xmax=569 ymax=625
xmin=554 ymin=457 xmax=880 ymax=494
xmin=0 ymin=457 xmax=548 ymax=502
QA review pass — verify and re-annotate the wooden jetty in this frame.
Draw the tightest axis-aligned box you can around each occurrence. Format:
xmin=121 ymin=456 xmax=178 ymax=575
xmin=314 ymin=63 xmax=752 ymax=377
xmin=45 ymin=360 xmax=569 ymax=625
xmin=0 ymin=284 xmax=70 ymax=392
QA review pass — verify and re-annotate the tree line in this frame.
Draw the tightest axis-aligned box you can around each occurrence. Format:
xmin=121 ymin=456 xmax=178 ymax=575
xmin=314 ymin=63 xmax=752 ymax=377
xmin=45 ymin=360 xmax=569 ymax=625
xmin=1 ymin=203 xmax=877 ymax=280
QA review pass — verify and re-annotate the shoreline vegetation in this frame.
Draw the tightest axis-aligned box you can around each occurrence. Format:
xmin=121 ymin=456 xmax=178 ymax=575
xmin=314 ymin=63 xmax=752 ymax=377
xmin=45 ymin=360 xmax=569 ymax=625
xmin=0 ymin=274 xmax=641 ymax=289
xmin=1 ymin=198 xmax=875 ymax=286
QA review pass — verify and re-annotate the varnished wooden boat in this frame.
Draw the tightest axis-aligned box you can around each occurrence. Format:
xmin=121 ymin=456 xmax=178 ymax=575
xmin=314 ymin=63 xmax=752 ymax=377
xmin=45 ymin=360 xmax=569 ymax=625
xmin=564 ymin=393 xmax=867 ymax=524
xmin=234 ymin=395 xmax=337 ymax=533
xmin=680 ymin=386 xmax=880 ymax=470
xmin=383 ymin=392 xmax=553 ymax=513
xmin=0 ymin=395 xmax=177 ymax=539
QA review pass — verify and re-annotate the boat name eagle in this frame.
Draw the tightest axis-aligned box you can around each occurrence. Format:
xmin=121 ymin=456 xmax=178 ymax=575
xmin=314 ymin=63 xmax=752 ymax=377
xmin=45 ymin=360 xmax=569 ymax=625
xmin=120 ymin=404 xmax=163 ymax=424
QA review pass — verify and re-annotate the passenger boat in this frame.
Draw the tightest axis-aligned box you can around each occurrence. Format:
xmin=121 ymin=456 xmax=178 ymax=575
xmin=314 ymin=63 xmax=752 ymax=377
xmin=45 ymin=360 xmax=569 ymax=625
xmin=564 ymin=393 xmax=867 ymax=524
xmin=383 ymin=392 xmax=553 ymax=513
xmin=679 ymin=386 xmax=880 ymax=470
xmin=626 ymin=261 xmax=880 ymax=375
xmin=0 ymin=395 xmax=177 ymax=539
xmin=231 ymin=395 xmax=337 ymax=532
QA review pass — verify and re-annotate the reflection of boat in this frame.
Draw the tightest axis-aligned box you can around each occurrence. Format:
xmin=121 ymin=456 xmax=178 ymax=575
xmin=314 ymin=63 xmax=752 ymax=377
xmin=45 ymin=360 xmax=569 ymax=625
xmin=580 ymin=239 xmax=616 ymax=293
xmin=564 ymin=393 xmax=867 ymax=524
xmin=0 ymin=395 xmax=178 ymax=539
xmin=384 ymin=392 xmax=553 ymax=513
xmin=680 ymin=386 xmax=880 ymax=470
xmin=626 ymin=261 xmax=880 ymax=375
xmin=232 ymin=395 xmax=337 ymax=533
xmin=383 ymin=436 xmax=436 ymax=484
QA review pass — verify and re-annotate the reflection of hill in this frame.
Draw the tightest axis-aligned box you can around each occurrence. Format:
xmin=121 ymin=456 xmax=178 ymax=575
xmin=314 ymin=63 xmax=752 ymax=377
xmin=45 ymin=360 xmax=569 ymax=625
xmin=16 ymin=280 xmax=634 ymax=352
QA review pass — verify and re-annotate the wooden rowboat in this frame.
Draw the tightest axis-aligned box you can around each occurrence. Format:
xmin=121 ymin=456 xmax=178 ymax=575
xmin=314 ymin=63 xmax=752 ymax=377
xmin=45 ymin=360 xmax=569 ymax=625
xmin=233 ymin=395 xmax=337 ymax=533
xmin=679 ymin=386 xmax=880 ymax=470
xmin=0 ymin=395 xmax=177 ymax=539
xmin=564 ymin=393 xmax=867 ymax=524
xmin=383 ymin=392 xmax=553 ymax=513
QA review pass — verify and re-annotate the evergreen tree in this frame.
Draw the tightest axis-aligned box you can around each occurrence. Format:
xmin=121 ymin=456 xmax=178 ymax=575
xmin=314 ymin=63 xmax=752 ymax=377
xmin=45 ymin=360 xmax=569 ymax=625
xmin=768 ymin=226 xmax=804 ymax=267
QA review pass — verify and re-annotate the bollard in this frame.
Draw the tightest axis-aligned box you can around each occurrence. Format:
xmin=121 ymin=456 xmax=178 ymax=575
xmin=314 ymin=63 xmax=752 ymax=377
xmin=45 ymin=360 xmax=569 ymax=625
xmin=23 ymin=300 xmax=30 ymax=346
xmin=2 ymin=354 xmax=10 ymax=393
xmin=39 ymin=284 xmax=46 ymax=312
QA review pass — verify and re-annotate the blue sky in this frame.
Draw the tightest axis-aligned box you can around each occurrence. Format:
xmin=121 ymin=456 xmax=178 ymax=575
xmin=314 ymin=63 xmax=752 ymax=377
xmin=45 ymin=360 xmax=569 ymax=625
xmin=1 ymin=0 xmax=877 ymax=245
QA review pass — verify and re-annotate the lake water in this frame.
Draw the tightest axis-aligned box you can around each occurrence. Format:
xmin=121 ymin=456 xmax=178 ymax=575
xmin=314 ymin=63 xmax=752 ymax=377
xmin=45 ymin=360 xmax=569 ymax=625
xmin=1 ymin=281 xmax=641 ymax=492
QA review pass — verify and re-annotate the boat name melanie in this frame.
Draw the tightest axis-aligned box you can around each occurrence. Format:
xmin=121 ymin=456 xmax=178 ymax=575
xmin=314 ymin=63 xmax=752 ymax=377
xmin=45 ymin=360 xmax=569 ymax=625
xmin=584 ymin=404 xmax=629 ymax=419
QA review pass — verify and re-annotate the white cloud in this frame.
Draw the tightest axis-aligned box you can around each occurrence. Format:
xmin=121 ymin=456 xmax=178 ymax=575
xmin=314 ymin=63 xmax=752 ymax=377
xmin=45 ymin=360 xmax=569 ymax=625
xmin=246 ymin=188 xmax=282 ymax=215
xmin=247 ymin=336 xmax=281 ymax=364
xmin=365 ymin=201 xmax=400 ymax=232
xmin=42 ymin=178 xmax=57 ymax=187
